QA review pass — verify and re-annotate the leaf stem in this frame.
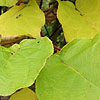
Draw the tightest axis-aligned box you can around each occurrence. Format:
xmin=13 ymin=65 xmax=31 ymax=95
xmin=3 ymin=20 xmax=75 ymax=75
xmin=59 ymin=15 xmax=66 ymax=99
xmin=40 ymin=31 xmax=61 ymax=51
xmin=16 ymin=0 xmax=23 ymax=6
xmin=54 ymin=45 xmax=61 ymax=51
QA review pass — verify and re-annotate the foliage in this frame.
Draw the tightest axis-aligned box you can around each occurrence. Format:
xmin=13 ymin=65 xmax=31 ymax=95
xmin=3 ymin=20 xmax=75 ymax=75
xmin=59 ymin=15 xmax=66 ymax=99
xmin=36 ymin=34 xmax=100 ymax=100
xmin=0 ymin=0 xmax=45 ymax=37
xmin=57 ymin=0 xmax=100 ymax=42
xmin=0 ymin=37 xmax=53 ymax=96
xmin=0 ymin=0 xmax=18 ymax=7
xmin=0 ymin=0 xmax=100 ymax=100
xmin=9 ymin=88 xmax=37 ymax=100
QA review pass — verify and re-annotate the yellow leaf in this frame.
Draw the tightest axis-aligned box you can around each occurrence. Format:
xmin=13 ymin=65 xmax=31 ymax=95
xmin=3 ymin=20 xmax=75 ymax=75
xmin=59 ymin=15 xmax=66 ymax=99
xmin=0 ymin=0 xmax=18 ymax=7
xmin=57 ymin=0 xmax=99 ymax=42
xmin=0 ymin=0 xmax=45 ymax=38
xmin=9 ymin=88 xmax=37 ymax=100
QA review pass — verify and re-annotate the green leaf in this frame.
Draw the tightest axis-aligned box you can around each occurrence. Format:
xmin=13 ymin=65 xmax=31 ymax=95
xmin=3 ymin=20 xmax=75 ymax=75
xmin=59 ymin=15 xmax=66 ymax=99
xmin=10 ymin=44 xmax=20 ymax=52
xmin=9 ymin=88 xmax=37 ymax=100
xmin=57 ymin=0 xmax=100 ymax=42
xmin=0 ymin=0 xmax=45 ymax=38
xmin=0 ymin=0 xmax=18 ymax=7
xmin=0 ymin=37 xmax=53 ymax=96
xmin=36 ymin=34 xmax=100 ymax=100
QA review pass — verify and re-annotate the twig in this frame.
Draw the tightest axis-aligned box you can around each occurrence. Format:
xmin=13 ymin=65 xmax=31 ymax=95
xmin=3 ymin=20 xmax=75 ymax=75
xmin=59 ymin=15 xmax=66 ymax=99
xmin=44 ymin=25 xmax=50 ymax=37
xmin=39 ymin=0 xmax=43 ymax=9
